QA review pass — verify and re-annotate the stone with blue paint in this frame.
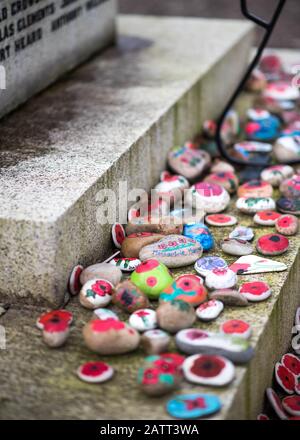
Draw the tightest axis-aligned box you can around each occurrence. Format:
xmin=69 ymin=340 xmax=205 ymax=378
xmin=184 ymin=223 xmax=214 ymax=251
xmin=245 ymin=115 xmax=281 ymax=142
xmin=166 ymin=393 xmax=222 ymax=419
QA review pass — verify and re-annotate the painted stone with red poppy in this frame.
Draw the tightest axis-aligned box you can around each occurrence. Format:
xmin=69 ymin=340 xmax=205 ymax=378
xmin=112 ymin=280 xmax=150 ymax=313
xmin=127 ymin=197 xmax=169 ymax=222
xmin=80 ymin=263 xmax=122 ymax=286
xmin=275 ymin=214 xmax=299 ymax=236
xmin=36 ymin=309 xmax=73 ymax=330
xmin=159 ymin=274 xmax=207 ymax=307
xmin=244 ymin=116 xmax=280 ymax=142
xmin=121 ymin=233 xmax=165 ymax=259
xmin=156 ymin=300 xmax=196 ymax=334
xmin=239 ymin=281 xmax=272 ymax=302
xmin=182 ymin=354 xmax=235 ymax=386
xmin=264 ymin=82 xmax=300 ymax=101
xmin=236 ymin=197 xmax=276 ymax=214
xmin=220 ymin=319 xmax=251 ymax=340
xmin=129 ymin=309 xmax=157 ymax=332
xmin=141 ymin=329 xmax=171 ymax=355
xmin=256 ymin=233 xmax=289 ymax=256
xmin=205 ymin=214 xmax=237 ymax=227
xmin=253 ymin=210 xmax=281 ymax=226
xmin=42 ymin=316 xmax=70 ymax=348
xmin=261 ymin=165 xmax=294 ymax=187
xmin=209 ymin=289 xmax=249 ymax=307
xmin=282 ymin=396 xmax=300 ymax=416
xmin=153 ymin=172 xmax=189 ymax=203
xmin=186 ymin=182 xmax=230 ymax=214
xmin=204 ymin=172 xmax=238 ymax=194
xmin=275 ymin=362 xmax=296 ymax=395
xmin=109 ymin=257 xmax=141 ymax=272
xmin=79 ymin=279 xmax=113 ymax=310
xmin=280 ymin=175 xmax=300 ymax=199
xmin=281 ymin=353 xmax=300 ymax=377
xmin=131 ymin=259 xmax=173 ymax=299
xmin=259 ymin=54 xmax=282 ymax=77
xmin=166 ymin=393 xmax=222 ymax=419
xmin=111 ymin=223 xmax=126 ymax=249
xmin=167 ymin=145 xmax=211 ymax=181
xmin=266 ymin=388 xmax=288 ymax=420
xmin=257 ymin=414 xmax=270 ymax=421
xmin=205 ymin=268 xmax=237 ymax=290
xmin=237 ymin=180 xmax=273 ymax=199
xmin=125 ymin=217 xmax=183 ymax=237
xmin=68 ymin=265 xmax=83 ymax=296
xmin=274 ymin=136 xmax=300 ymax=163
xmin=82 ymin=318 xmax=140 ymax=355
xmin=77 ymin=361 xmax=114 ymax=384
xmin=196 ymin=300 xmax=224 ymax=322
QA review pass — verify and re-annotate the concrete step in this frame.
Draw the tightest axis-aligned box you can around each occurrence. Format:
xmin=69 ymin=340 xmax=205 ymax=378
xmin=0 ymin=15 xmax=254 ymax=306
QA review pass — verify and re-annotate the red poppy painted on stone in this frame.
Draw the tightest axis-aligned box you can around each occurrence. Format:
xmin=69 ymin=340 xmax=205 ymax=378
xmin=275 ymin=362 xmax=296 ymax=394
xmin=112 ymin=223 xmax=126 ymax=249
xmin=182 ymin=354 xmax=235 ymax=386
xmin=256 ymin=233 xmax=289 ymax=256
xmin=36 ymin=310 xmax=73 ymax=330
xmin=220 ymin=319 xmax=251 ymax=339
xmin=282 ymin=354 xmax=300 ymax=377
xmin=77 ymin=361 xmax=113 ymax=383
xmin=205 ymin=213 xmax=237 ymax=226
xmin=194 ymin=182 xmax=223 ymax=197
xmin=91 ymin=318 xmax=126 ymax=333
xmin=239 ymin=281 xmax=271 ymax=302
xmin=255 ymin=211 xmax=281 ymax=221
xmin=68 ymin=265 xmax=83 ymax=296
xmin=282 ymin=395 xmax=300 ymax=416
xmin=135 ymin=259 xmax=159 ymax=273
xmin=257 ymin=414 xmax=269 ymax=420
xmin=266 ymin=388 xmax=288 ymax=420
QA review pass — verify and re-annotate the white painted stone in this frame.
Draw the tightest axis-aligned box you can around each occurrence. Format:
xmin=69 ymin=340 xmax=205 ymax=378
xmin=196 ymin=300 xmax=224 ymax=322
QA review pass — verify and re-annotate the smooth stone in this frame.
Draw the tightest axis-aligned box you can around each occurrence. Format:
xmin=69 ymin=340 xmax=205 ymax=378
xmin=266 ymin=388 xmax=288 ymax=420
xmin=80 ymin=263 xmax=122 ymax=286
xmin=167 ymin=145 xmax=210 ymax=180
xmin=183 ymin=222 xmax=214 ymax=251
xmin=220 ymin=319 xmax=251 ymax=339
xmin=236 ymin=197 xmax=276 ymax=214
xmin=205 ymin=268 xmax=237 ymax=290
xmin=239 ymin=281 xmax=272 ymax=302
xmin=36 ymin=309 xmax=73 ymax=330
xmin=281 ymin=353 xmax=300 ymax=377
xmin=275 ymin=362 xmax=296 ymax=395
xmin=109 ymin=257 xmax=141 ymax=272
xmin=79 ymin=279 xmax=113 ymax=310
xmin=275 ymin=214 xmax=299 ymax=236
xmin=186 ymin=182 xmax=230 ymax=213
xmin=261 ymin=164 xmax=294 ymax=187
xmin=141 ymin=329 xmax=171 ymax=355
xmin=244 ymin=116 xmax=281 ymax=141
xmin=139 ymin=235 xmax=203 ymax=268
xmin=211 ymin=159 xmax=235 ymax=174
xmin=234 ymin=140 xmax=272 ymax=153
xmin=170 ymin=207 xmax=205 ymax=225
xmin=229 ymin=255 xmax=287 ymax=274
xmin=82 ymin=318 xmax=140 ymax=355
xmin=205 ymin=214 xmax=237 ymax=227
xmin=209 ymin=289 xmax=249 ymax=307
xmin=68 ymin=264 xmax=83 ymax=296
xmin=112 ymin=280 xmax=150 ymax=313
xmin=154 ymin=172 xmax=189 ymax=202
xmin=128 ymin=197 xmax=169 ymax=221
xmin=121 ymin=233 xmax=164 ymax=258
xmin=280 ymin=175 xmax=300 ymax=200
xmin=237 ymin=180 xmax=273 ymax=198
xmin=246 ymin=68 xmax=267 ymax=92
xmin=221 ymin=238 xmax=253 ymax=256
xmin=175 ymin=329 xmax=254 ymax=363
xmin=42 ymin=320 xmax=70 ymax=348
xmin=194 ymin=256 xmax=228 ymax=277
xmin=229 ymin=226 xmax=254 ymax=241
xmin=259 ymin=54 xmax=282 ymax=76
xmin=282 ymin=396 xmax=300 ymax=417
xmin=156 ymin=300 xmax=196 ymax=333
xmin=196 ymin=300 xmax=224 ymax=322
xmin=111 ymin=223 xmax=126 ymax=249
xmin=256 ymin=233 xmax=289 ymax=256
xmin=204 ymin=172 xmax=238 ymax=194
xmin=166 ymin=393 xmax=222 ymax=419
xmin=253 ymin=210 xmax=281 ymax=226
xmin=247 ymin=108 xmax=270 ymax=121
xmin=264 ymin=81 xmax=300 ymax=101
xmin=274 ymin=136 xmax=300 ymax=162
xmin=159 ymin=274 xmax=207 ymax=307
xmin=277 ymin=197 xmax=300 ymax=216
xmin=125 ymin=217 xmax=183 ymax=236
xmin=131 ymin=259 xmax=173 ymax=300
xmin=129 ymin=309 xmax=157 ymax=332
xmin=93 ymin=308 xmax=119 ymax=321
xmin=182 ymin=354 xmax=235 ymax=386
xmin=76 ymin=361 xmax=114 ymax=384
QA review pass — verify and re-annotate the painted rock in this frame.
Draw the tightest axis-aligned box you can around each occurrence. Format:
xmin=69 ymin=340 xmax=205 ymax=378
xmin=209 ymin=289 xmax=249 ymax=307
xmin=186 ymin=182 xmax=230 ymax=213
xmin=131 ymin=259 xmax=173 ymax=300
xmin=154 ymin=172 xmax=189 ymax=202
xmin=244 ymin=116 xmax=280 ymax=142
xmin=68 ymin=265 xmax=83 ymax=296
xmin=166 ymin=393 xmax=221 ymax=419
xmin=125 ymin=217 xmax=183 ymax=237
xmin=205 ymin=268 xmax=237 ymax=290
xmin=259 ymin=54 xmax=282 ymax=76
xmin=194 ymin=256 xmax=228 ymax=277
xmin=93 ymin=308 xmax=119 ymax=321
xmin=36 ymin=309 xmax=73 ymax=330
xmin=79 ymin=279 xmax=113 ymax=310
xmin=221 ymin=239 xmax=253 ymax=256
xmin=264 ymin=81 xmax=300 ymax=101
xmin=253 ymin=210 xmax=281 ymax=226
xmin=183 ymin=354 xmax=235 ymax=387
xmin=277 ymin=197 xmax=300 ymax=216
xmin=170 ymin=207 xmax=205 ymax=225
xmin=77 ymin=361 xmax=114 ymax=384
xmin=246 ymin=68 xmax=267 ymax=92
xmin=204 ymin=172 xmax=238 ymax=194
xmin=282 ymin=353 xmax=300 ymax=377
xmin=42 ymin=318 xmax=70 ymax=348
xmin=128 ymin=197 xmax=169 ymax=222
xmin=247 ymin=108 xmax=270 ymax=121
xmin=205 ymin=214 xmax=237 ymax=227
xmin=261 ymin=164 xmax=294 ymax=187
xmin=257 ymin=414 xmax=270 ymax=421
xmin=139 ymin=235 xmax=203 ymax=268
xmin=275 ymin=214 xmax=299 ymax=236
xmin=234 ymin=140 xmax=272 ymax=154
xmin=129 ymin=309 xmax=157 ymax=332
xmin=275 ymin=362 xmax=296 ymax=394
xmin=112 ymin=280 xmax=150 ymax=313
xmin=229 ymin=255 xmax=287 ymax=274
xmin=237 ymin=180 xmax=273 ymax=198
xmin=167 ymin=145 xmax=210 ymax=180
xmin=183 ymin=222 xmax=214 ymax=251
xmin=256 ymin=233 xmax=289 ymax=256
xmin=80 ymin=263 xmax=122 ymax=286
xmin=282 ymin=396 xmax=300 ymax=417
xmin=280 ymin=175 xmax=300 ymax=199
xmin=229 ymin=226 xmax=254 ymax=241
xmin=266 ymin=388 xmax=288 ymax=420
xmin=159 ymin=274 xmax=207 ymax=307
xmin=196 ymin=300 xmax=224 ymax=322
xmin=111 ymin=223 xmax=126 ymax=249
xmin=175 ymin=329 xmax=254 ymax=363
xmin=82 ymin=318 xmax=140 ymax=355
xmin=220 ymin=320 xmax=251 ymax=339
xmin=274 ymin=135 xmax=300 ymax=163
xmin=141 ymin=329 xmax=171 ymax=355
xmin=239 ymin=281 xmax=272 ymax=302
xmin=109 ymin=257 xmax=141 ymax=272
xmin=157 ymin=300 xmax=196 ymax=333
xmin=236 ymin=197 xmax=276 ymax=214
xmin=121 ymin=233 xmax=165 ymax=258
xmin=203 ymin=119 xmax=217 ymax=138
xmin=211 ymin=159 xmax=234 ymax=174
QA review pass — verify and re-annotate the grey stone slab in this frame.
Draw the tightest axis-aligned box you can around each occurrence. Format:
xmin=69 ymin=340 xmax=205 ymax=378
xmin=0 ymin=16 xmax=254 ymax=305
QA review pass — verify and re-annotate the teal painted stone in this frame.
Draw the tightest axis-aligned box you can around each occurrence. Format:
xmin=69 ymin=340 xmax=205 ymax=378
xmin=166 ymin=393 xmax=221 ymax=419
xmin=183 ymin=222 xmax=214 ymax=251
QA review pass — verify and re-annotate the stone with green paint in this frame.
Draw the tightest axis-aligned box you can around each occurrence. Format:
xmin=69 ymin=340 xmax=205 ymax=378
xmin=130 ymin=259 xmax=173 ymax=299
